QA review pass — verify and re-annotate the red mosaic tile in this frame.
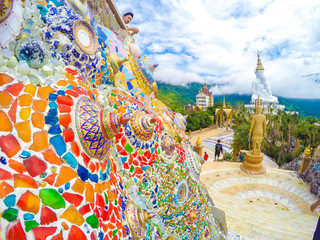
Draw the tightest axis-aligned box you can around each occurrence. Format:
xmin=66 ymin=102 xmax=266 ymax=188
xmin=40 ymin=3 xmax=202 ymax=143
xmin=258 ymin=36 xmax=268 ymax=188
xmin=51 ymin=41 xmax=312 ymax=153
xmin=63 ymin=128 xmax=74 ymax=142
xmin=32 ymin=226 xmax=57 ymax=240
xmin=5 ymin=220 xmax=27 ymax=240
xmin=56 ymin=96 xmax=74 ymax=106
xmin=0 ymin=134 xmax=21 ymax=158
xmin=68 ymin=225 xmax=86 ymax=240
xmin=62 ymin=192 xmax=84 ymax=207
xmin=5 ymin=83 xmax=24 ymax=96
xmin=0 ymin=168 xmax=13 ymax=180
xmin=23 ymin=156 xmax=47 ymax=177
xmin=59 ymin=114 xmax=71 ymax=128
xmin=58 ymin=103 xmax=71 ymax=113
xmin=40 ymin=205 xmax=58 ymax=225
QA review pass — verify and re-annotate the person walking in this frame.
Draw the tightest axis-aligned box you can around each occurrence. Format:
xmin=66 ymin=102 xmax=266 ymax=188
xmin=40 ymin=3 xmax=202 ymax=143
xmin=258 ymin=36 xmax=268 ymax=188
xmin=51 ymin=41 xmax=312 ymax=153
xmin=204 ymin=152 xmax=209 ymax=161
xmin=215 ymin=140 xmax=223 ymax=161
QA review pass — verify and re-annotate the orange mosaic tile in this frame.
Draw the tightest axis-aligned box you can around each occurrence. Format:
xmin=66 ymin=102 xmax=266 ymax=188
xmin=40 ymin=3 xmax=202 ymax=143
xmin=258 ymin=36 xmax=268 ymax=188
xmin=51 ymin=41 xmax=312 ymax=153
xmin=24 ymin=84 xmax=37 ymax=96
xmin=60 ymin=222 xmax=69 ymax=231
xmin=0 ymin=91 xmax=13 ymax=108
xmin=31 ymin=112 xmax=45 ymax=129
xmin=72 ymin=179 xmax=86 ymax=194
xmin=14 ymin=121 xmax=31 ymax=143
xmin=17 ymin=191 xmax=40 ymax=214
xmin=94 ymin=183 xmax=103 ymax=194
xmin=57 ymin=80 xmax=68 ymax=86
xmin=65 ymin=72 xmax=75 ymax=80
xmin=18 ymin=94 xmax=33 ymax=107
xmin=32 ymin=100 xmax=47 ymax=112
xmin=67 ymin=80 xmax=78 ymax=87
xmin=8 ymin=159 xmax=27 ymax=174
xmin=60 ymin=205 xmax=85 ymax=226
xmin=8 ymin=98 xmax=18 ymax=123
xmin=0 ymin=73 xmax=14 ymax=86
xmin=0 ymin=181 xmax=14 ymax=198
xmin=37 ymin=86 xmax=55 ymax=100
xmin=14 ymin=174 xmax=38 ymax=189
xmin=54 ymin=166 xmax=78 ymax=187
xmin=42 ymin=149 xmax=62 ymax=165
xmin=29 ymin=131 xmax=49 ymax=152
xmin=0 ymin=110 xmax=13 ymax=132
xmin=85 ymin=183 xmax=94 ymax=203
xmin=19 ymin=108 xmax=31 ymax=120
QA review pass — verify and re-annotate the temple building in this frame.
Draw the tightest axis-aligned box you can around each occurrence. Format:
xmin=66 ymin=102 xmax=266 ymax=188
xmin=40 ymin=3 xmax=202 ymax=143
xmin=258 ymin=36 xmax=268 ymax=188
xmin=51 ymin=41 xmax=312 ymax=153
xmin=196 ymin=83 xmax=214 ymax=110
xmin=245 ymin=53 xmax=285 ymax=110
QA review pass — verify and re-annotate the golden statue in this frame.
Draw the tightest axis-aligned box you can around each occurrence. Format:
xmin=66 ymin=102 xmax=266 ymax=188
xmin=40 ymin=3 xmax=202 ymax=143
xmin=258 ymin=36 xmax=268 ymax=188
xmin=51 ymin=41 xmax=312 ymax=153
xmin=248 ymin=97 xmax=267 ymax=156
xmin=241 ymin=97 xmax=266 ymax=174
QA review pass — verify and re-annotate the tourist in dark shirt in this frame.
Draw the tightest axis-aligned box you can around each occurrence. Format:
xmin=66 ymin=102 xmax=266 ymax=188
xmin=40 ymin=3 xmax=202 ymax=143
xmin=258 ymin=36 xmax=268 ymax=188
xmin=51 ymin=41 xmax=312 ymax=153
xmin=215 ymin=139 xmax=223 ymax=161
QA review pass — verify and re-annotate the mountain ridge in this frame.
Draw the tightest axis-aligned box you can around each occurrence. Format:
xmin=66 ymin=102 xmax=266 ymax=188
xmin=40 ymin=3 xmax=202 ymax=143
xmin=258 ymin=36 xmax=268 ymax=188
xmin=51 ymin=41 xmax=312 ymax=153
xmin=157 ymin=82 xmax=320 ymax=119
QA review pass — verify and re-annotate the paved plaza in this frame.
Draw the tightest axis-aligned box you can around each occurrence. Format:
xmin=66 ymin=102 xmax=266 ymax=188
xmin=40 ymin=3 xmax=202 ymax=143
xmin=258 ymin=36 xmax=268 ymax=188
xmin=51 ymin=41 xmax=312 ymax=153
xmin=190 ymin=128 xmax=319 ymax=239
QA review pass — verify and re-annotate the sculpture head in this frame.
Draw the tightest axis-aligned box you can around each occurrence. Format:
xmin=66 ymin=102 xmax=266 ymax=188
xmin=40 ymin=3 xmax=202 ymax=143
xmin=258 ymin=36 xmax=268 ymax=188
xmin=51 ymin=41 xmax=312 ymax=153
xmin=255 ymin=96 xmax=263 ymax=114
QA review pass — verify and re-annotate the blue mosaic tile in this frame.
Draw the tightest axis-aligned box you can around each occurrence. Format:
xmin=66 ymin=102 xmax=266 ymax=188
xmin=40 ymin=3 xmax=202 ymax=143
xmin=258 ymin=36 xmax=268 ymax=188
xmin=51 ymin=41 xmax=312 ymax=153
xmin=4 ymin=195 xmax=16 ymax=208
xmin=89 ymin=173 xmax=98 ymax=183
xmin=77 ymin=164 xmax=89 ymax=182
xmin=45 ymin=116 xmax=58 ymax=125
xmin=62 ymin=152 xmax=77 ymax=168
xmin=50 ymin=135 xmax=66 ymax=156
xmin=48 ymin=124 xmax=62 ymax=135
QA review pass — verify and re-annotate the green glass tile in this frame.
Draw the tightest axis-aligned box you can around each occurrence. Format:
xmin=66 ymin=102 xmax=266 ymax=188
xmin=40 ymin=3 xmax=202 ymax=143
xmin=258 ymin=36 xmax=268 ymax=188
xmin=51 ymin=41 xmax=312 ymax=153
xmin=125 ymin=143 xmax=134 ymax=154
xmin=25 ymin=220 xmax=39 ymax=232
xmin=86 ymin=214 xmax=99 ymax=229
xmin=2 ymin=208 xmax=18 ymax=222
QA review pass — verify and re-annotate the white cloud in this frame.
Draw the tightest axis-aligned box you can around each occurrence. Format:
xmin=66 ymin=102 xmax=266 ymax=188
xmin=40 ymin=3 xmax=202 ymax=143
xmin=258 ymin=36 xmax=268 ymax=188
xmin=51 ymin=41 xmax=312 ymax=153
xmin=115 ymin=0 xmax=320 ymax=99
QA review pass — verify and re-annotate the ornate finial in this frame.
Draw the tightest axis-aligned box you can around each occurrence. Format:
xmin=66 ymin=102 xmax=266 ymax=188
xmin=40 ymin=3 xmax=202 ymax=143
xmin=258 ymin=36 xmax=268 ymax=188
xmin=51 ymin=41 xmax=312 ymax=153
xmin=196 ymin=136 xmax=201 ymax=146
xmin=131 ymin=111 xmax=156 ymax=141
xmin=223 ymin=96 xmax=226 ymax=108
xmin=256 ymin=51 xmax=264 ymax=71
xmin=151 ymin=64 xmax=158 ymax=72
xmin=100 ymin=111 xmax=130 ymax=140
xmin=304 ymin=145 xmax=311 ymax=157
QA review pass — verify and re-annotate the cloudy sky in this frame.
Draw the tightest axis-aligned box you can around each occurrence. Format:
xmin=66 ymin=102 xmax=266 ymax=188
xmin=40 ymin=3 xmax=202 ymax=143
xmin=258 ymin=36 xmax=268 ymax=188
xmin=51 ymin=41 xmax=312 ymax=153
xmin=114 ymin=0 xmax=320 ymax=99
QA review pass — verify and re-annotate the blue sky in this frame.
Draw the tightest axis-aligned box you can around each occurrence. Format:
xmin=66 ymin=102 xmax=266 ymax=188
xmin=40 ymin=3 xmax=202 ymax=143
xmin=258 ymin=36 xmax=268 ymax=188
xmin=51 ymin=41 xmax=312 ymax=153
xmin=115 ymin=0 xmax=320 ymax=98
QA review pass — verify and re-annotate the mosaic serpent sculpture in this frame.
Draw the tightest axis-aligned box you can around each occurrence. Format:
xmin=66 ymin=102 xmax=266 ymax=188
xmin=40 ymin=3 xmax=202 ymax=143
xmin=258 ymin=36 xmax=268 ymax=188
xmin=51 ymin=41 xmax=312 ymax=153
xmin=0 ymin=0 xmax=226 ymax=239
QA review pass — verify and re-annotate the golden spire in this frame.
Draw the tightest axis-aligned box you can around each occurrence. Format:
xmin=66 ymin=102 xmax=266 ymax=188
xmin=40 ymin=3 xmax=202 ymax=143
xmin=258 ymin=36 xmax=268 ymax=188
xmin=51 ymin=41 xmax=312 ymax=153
xmin=304 ymin=145 xmax=311 ymax=157
xmin=196 ymin=136 xmax=201 ymax=146
xmin=256 ymin=51 xmax=264 ymax=71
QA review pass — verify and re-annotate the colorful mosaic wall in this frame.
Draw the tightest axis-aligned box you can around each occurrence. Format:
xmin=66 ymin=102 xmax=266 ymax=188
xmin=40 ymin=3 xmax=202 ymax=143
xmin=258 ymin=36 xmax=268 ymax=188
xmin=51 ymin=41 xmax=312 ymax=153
xmin=0 ymin=0 xmax=226 ymax=239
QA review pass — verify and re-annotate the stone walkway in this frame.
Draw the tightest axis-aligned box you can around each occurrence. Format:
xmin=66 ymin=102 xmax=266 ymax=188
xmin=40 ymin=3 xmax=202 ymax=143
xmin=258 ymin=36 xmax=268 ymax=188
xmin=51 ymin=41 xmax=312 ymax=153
xmin=192 ymin=128 xmax=318 ymax=239
xmin=201 ymin=162 xmax=318 ymax=240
